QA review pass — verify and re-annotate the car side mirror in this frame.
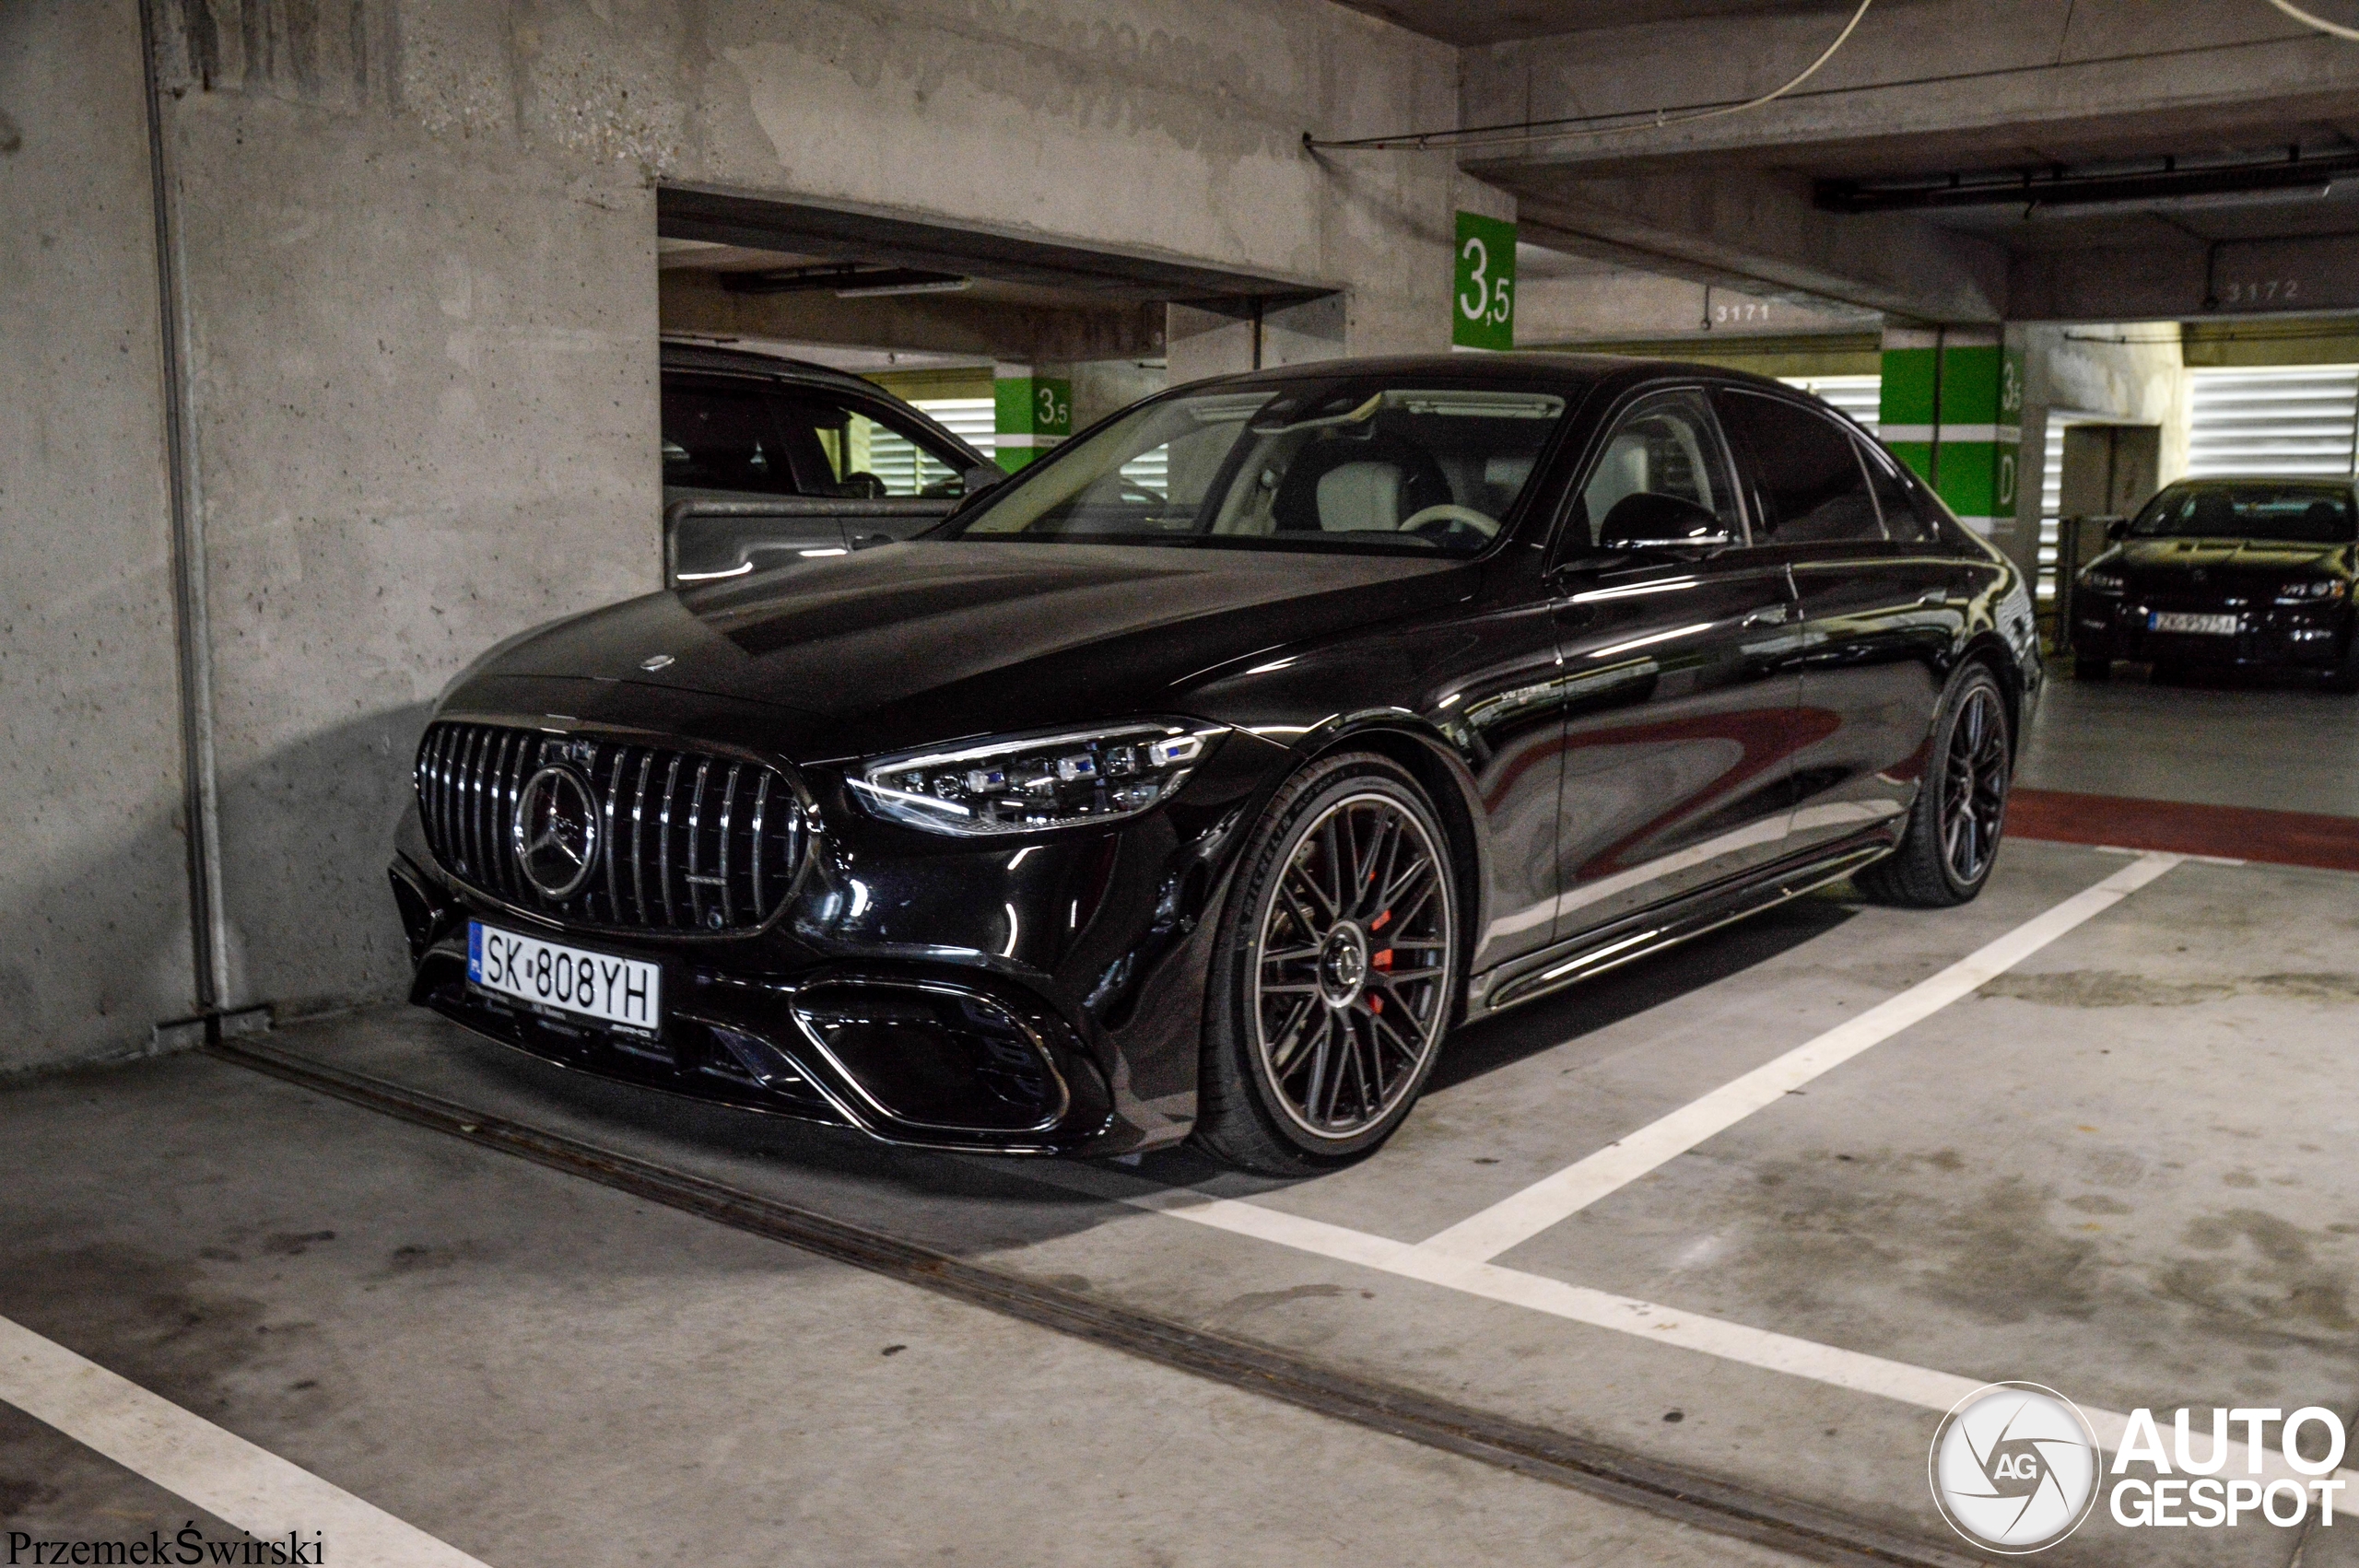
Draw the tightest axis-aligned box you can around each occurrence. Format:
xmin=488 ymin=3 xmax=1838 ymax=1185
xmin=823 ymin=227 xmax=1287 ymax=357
xmin=1597 ymin=491 xmax=1734 ymax=552
xmin=2105 ymin=517 xmax=2130 ymax=542
xmin=963 ymin=463 xmax=1006 ymax=496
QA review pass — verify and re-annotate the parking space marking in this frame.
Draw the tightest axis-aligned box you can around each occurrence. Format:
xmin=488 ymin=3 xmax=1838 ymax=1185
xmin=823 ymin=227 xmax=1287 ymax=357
xmin=1413 ymin=851 xmax=2181 ymax=1264
xmin=0 ymin=1314 xmax=491 ymax=1566
xmin=1046 ymin=1164 xmax=2340 ymax=1488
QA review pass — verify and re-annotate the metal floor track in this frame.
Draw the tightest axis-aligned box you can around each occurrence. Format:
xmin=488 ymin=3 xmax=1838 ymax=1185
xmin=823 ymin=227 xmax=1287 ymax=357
xmin=210 ymin=1033 xmax=1981 ymax=1568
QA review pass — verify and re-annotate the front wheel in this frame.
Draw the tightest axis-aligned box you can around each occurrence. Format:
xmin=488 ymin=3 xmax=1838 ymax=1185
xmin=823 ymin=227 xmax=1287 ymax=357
xmin=1192 ymin=753 xmax=1460 ymax=1174
xmin=2326 ymin=633 xmax=2359 ymax=695
xmin=1855 ymin=665 xmax=2012 ymax=908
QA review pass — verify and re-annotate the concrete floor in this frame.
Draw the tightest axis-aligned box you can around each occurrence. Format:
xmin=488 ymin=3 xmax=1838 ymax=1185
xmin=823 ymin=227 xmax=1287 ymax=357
xmin=0 ymin=1050 xmax=1808 ymax=1568
xmin=8 ymin=679 xmax=2357 ymax=1566
xmin=2020 ymin=667 xmax=2359 ymax=816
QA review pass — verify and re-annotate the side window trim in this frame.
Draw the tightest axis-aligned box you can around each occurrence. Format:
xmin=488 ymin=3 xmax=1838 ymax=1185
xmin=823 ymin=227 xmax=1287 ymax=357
xmin=1859 ymin=435 xmax=1948 ymax=546
xmin=1546 ymin=383 xmax=1754 ymax=568
xmin=1846 ymin=432 xmax=1895 ymax=544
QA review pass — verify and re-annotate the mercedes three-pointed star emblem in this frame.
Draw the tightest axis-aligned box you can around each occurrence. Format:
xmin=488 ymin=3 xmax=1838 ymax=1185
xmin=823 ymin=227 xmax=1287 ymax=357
xmin=512 ymin=765 xmax=601 ymax=900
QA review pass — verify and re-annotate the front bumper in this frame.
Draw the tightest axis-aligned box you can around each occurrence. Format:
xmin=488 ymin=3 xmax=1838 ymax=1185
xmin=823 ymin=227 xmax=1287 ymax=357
xmin=388 ymin=719 xmax=1284 ymax=1157
xmin=2070 ymin=596 xmax=2353 ymax=672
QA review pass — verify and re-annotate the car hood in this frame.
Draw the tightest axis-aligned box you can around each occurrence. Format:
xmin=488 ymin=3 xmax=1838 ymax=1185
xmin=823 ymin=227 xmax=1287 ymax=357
xmin=2117 ymin=536 xmax=2356 ymax=585
xmin=460 ymin=541 xmax=1473 ymax=758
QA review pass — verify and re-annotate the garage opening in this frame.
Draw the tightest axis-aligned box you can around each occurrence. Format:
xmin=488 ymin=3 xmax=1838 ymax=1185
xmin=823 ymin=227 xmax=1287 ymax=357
xmin=651 ymin=187 xmax=1331 ymax=584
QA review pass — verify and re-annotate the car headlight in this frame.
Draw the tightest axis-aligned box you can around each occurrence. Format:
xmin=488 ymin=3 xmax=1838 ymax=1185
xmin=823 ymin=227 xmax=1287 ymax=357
xmin=2275 ymin=579 xmax=2349 ymax=603
xmin=851 ymin=720 xmax=1222 ymax=836
xmin=2080 ymin=568 xmax=2125 ymax=594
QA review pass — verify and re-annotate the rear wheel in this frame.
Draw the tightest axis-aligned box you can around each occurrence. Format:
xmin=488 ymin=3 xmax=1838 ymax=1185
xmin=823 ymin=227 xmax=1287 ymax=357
xmin=1192 ymin=753 xmax=1460 ymax=1175
xmin=1855 ymin=665 xmax=2012 ymax=908
xmin=2326 ymin=633 xmax=2359 ymax=695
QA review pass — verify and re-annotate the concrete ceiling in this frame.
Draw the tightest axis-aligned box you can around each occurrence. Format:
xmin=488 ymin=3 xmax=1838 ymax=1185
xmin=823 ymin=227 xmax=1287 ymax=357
xmin=1432 ymin=0 xmax=2359 ymax=322
xmin=1334 ymin=0 xmax=1851 ymax=48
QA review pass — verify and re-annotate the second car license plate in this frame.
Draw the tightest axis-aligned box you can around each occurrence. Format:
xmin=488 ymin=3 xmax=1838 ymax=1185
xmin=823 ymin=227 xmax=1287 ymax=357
xmin=2149 ymin=611 xmax=2238 ymax=636
xmin=468 ymin=920 xmax=661 ymax=1034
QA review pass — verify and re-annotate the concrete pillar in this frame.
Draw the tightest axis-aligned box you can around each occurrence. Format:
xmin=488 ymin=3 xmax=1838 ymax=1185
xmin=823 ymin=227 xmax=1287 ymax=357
xmin=0 ymin=0 xmax=204 ymax=1069
xmin=992 ymin=364 xmax=1073 ymax=473
xmin=1878 ymin=327 xmax=2025 ymax=544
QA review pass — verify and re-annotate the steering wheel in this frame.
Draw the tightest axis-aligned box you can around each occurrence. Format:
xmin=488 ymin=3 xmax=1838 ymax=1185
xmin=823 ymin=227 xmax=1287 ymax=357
xmin=1401 ymin=504 xmax=1500 ymax=546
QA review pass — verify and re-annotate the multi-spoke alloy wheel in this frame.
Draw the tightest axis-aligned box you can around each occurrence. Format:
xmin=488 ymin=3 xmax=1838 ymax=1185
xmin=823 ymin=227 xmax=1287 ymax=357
xmin=1193 ymin=754 xmax=1461 ymax=1173
xmin=1251 ymin=792 xmax=1453 ymax=1141
xmin=1856 ymin=664 xmax=2012 ymax=909
xmin=1941 ymin=684 xmax=2009 ymax=885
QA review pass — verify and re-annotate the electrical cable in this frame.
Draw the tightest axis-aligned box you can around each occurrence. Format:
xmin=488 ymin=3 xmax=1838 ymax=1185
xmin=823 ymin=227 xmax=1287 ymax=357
xmin=2265 ymin=0 xmax=2359 ymax=42
xmin=1307 ymin=0 xmax=1875 ymax=153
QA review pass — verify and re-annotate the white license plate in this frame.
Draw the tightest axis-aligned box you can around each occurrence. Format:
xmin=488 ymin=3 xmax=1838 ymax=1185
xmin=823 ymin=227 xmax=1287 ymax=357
xmin=468 ymin=921 xmax=661 ymax=1034
xmin=2148 ymin=611 xmax=2238 ymax=636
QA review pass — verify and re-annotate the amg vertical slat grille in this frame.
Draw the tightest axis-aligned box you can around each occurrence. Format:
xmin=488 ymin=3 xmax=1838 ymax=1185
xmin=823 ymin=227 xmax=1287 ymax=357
xmin=415 ymin=722 xmax=805 ymax=934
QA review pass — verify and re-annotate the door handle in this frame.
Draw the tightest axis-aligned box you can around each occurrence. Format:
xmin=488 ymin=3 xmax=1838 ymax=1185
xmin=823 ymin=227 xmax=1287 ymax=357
xmin=1917 ymin=590 xmax=1948 ymax=606
xmin=1742 ymin=604 xmax=1791 ymax=627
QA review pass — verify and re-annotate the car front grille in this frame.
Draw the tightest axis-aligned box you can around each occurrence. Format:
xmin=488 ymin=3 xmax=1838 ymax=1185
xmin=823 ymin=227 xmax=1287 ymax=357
xmin=415 ymin=721 xmax=806 ymax=935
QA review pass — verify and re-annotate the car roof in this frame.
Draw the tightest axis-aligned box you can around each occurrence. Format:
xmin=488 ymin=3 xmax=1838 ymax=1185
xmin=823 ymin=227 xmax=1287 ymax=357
xmin=2163 ymin=475 xmax=2356 ymax=489
xmin=1175 ymin=351 xmax=1807 ymax=402
xmin=659 ymin=339 xmax=910 ymax=395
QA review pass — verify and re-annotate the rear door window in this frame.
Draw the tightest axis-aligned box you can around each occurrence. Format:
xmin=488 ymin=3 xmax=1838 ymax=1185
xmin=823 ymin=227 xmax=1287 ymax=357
xmin=1717 ymin=390 xmax=1885 ymax=544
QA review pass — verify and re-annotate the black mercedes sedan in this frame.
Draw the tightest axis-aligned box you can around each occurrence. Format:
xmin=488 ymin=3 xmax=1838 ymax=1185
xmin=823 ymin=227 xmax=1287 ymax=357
xmin=389 ymin=356 xmax=2040 ymax=1173
xmin=2069 ymin=477 xmax=2359 ymax=690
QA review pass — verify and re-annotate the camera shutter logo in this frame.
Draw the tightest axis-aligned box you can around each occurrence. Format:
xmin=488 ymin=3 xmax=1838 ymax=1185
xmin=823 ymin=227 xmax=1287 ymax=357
xmin=1929 ymin=1382 xmax=2100 ymax=1553
xmin=513 ymin=766 xmax=601 ymax=900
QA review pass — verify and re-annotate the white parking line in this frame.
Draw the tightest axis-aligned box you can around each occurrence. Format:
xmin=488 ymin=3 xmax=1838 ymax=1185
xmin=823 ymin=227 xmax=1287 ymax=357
xmin=1062 ymin=1170 xmax=2348 ymax=1484
xmin=1016 ymin=849 xmax=2210 ymax=1465
xmin=0 ymin=1314 xmax=491 ymax=1566
xmin=1413 ymin=851 xmax=2181 ymax=1264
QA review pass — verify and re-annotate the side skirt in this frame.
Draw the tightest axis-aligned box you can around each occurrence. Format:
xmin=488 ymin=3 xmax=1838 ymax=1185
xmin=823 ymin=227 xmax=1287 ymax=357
xmin=1467 ymin=836 xmax=1893 ymax=1020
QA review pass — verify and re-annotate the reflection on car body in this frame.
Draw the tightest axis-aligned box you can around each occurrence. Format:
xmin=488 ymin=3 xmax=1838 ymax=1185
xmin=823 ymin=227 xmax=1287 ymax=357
xmin=391 ymin=354 xmax=2041 ymax=1173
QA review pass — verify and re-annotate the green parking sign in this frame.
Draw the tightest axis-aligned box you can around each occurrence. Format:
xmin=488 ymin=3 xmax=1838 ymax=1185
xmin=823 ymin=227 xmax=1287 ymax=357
xmin=1453 ymin=212 xmax=1517 ymax=351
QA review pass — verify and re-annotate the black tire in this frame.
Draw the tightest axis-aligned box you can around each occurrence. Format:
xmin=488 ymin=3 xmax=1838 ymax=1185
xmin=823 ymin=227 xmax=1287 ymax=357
xmin=2325 ymin=634 xmax=2359 ymax=695
xmin=1854 ymin=665 xmax=2012 ymax=909
xmin=1192 ymin=752 xmax=1461 ymax=1175
xmin=2072 ymin=655 xmax=2111 ymax=682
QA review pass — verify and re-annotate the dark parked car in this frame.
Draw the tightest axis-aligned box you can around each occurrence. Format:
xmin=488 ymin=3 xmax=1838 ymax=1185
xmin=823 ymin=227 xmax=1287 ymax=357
xmin=2070 ymin=477 xmax=2359 ymax=691
xmin=391 ymin=356 xmax=2040 ymax=1173
xmin=660 ymin=340 xmax=1001 ymax=583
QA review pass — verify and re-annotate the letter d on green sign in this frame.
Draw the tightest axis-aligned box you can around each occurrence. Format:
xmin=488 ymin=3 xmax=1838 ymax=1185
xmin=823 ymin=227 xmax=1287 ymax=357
xmin=1453 ymin=212 xmax=1517 ymax=352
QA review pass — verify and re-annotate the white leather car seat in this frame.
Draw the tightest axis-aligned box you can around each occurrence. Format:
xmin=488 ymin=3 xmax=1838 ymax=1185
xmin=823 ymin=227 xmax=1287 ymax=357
xmin=1316 ymin=461 xmax=1408 ymax=532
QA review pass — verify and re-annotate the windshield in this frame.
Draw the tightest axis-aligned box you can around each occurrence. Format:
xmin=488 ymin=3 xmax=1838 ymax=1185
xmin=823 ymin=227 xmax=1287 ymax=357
xmin=2130 ymin=483 xmax=2358 ymax=544
xmin=941 ymin=380 xmax=1571 ymax=555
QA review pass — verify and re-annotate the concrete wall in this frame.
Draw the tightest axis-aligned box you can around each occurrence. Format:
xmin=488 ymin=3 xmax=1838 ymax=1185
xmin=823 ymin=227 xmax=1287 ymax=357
xmin=2 ymin=0 xmax=1476 ymax=1065
xmin=0 ymin=1 xmax=198 ymax=1070
xmin=2016 ymin=324 xmax=2189 ymax=570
